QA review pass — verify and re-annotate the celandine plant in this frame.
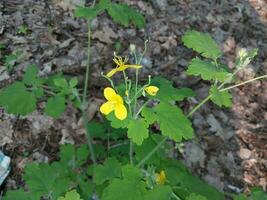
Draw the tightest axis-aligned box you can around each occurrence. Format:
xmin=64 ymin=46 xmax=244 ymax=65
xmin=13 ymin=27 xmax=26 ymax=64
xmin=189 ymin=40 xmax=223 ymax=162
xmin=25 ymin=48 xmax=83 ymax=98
xmin=1 ymin=0 xmax=267 ymax=199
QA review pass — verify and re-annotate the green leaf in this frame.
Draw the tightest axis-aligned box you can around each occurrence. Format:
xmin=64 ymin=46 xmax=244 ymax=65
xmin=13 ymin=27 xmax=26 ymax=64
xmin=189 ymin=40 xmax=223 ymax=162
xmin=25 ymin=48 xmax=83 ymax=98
xmin=106 ymin=112 xmax=130 ymax=128
xmin=59 ymin=144 xmax=76 ymax=166
xmin=154 ymin=102 xmax=194 ymax=142
xmin=151 ymin=77 xmax=195 ymax=102
xmin=93 ymin=157 xmax=122 ymax=185
xmin=234 ymin=187 xmax=267 ymax=200
xmin=141 ymin=107 xmax=157 ymax=124
xmin=98 ymin=0 xmax=112 ymax=9
xmin=107 ymin=3 xmax=129 ymax=26
xmin=209 ymin=86 xmax=232 ymax=107
xmin=87 ymin=121 xmax=107 ymax=139
xmin=23 ymin=163 xmax=71 ymax=199
xmin=127 ymin=119 xmax=149 ymax=145
xmin=74 ymin=7 xmax=100 ymax=20
xmin=182 ymin=30 xmax=221 ymax=60
xmin=107 ymin=3 xmax=145 ymax=28
xmin=69 ymin=78 xmax=78 ymax=88
xmin=76 ymin=145 xmax=89 ymax=166
xmin=135 ymin=135 xmax=169 ymax=166
xmin=23 ymin=65 xmax=41 ymax=86
xmin=187 ymin=58 xmax=231 ymax=82
xmin=186 ymin=193 xmax=208 ymax=200
xmin=101 ymin=165 xmax=146 ymax=200
xmin=58 ymin=190 xmax=83 ymax=200
xmin=59 ymin=144 xmax=88 ymax=168
xmin=45 ymin=95 xmax=66 ymax=118
xmin=3 ymin=189 xmax=34 ymax=200
xmin=54 ymin=78 xmax=69 ymax=89
xmin=0 ymin=82 xmax=36 ymax=115
xmin=144 ymin=186 xmax=172 ymax=200
xmin=162 ymin=160 xmax=224 ymax=200
xmin=124 ymin=4 xmax=146 ymax=28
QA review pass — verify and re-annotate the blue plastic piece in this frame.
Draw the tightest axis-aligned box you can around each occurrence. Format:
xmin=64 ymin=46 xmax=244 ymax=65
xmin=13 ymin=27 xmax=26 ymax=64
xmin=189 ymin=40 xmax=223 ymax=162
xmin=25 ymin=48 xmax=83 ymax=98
xmin=0 ymin=151 xmax=10 ymax=185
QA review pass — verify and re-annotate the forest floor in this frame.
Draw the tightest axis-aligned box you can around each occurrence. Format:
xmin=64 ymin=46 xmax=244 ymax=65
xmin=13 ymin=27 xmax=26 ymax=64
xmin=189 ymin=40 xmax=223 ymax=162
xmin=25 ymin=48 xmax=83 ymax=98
xmin=0 ymin=0 xmax=266 ymax=197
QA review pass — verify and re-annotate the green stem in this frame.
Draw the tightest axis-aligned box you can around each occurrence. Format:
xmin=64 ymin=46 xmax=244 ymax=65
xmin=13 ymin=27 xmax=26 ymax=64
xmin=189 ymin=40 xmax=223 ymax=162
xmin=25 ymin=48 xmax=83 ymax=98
xmin=135 ymin=99 xmax=150 ymax=119
xmin=172 ymin=192 xmax=182 ymax=200
xmin=220 ymin=74 xmax=267 ymax=91
xmin=133 ymin=69 xmax=139 ymax=114
xmin=80 ymin=0 xmax=97 ymax=164
xmin=187 ymin=95 xmax=211 ymax=118
xmin=136 ymin=137 xmax=167 ymax=167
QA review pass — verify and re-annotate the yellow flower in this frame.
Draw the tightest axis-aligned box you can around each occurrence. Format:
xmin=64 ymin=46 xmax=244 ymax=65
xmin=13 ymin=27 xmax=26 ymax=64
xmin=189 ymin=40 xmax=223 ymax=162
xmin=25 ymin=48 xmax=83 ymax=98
xmin=145 ymin=86 xmax=159 ymax=96
xmin=155 ymin=170 xmax=166 ymax=185
xmin=106 ymin=55 xmax=142 ymax=77
xmin=100 ymin=87 xmax=127 ymax=120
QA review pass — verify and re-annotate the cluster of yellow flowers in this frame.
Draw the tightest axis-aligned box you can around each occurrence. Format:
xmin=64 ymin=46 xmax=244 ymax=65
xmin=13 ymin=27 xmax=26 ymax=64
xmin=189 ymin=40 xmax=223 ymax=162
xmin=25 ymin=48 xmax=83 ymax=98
xmin=100 ymin=55 xmax=159 ymax=120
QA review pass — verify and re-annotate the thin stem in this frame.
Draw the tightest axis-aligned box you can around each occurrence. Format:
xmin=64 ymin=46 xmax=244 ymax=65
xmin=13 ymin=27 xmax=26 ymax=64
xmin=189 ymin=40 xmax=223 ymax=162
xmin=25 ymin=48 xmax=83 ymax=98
xmin=187 ymin=95 xmax=211 ymax=118
xmin=133 ymin=69 xmax=139 ymax=115
xmin=135 ymin=99 xmax=150 ymax=119
xmin=72 ymin=89 xmax=97 ymax=164
xmin=172 ymin=192 xmax=182 ymax=200
xmin=136 ymin=137 xmax=167 ymax=167
xmin=220 ymin=74 xmax=267 ymax=92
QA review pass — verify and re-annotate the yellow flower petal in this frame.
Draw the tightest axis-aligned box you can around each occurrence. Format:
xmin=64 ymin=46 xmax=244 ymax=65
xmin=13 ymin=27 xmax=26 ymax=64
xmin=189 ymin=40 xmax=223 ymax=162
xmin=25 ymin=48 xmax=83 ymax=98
xmin=106 ymin=69 xmax=118 ymax=77
xmin=114 ymin=104 xmax=127 ymax=120
xmin=145 ymin=86 xmax=159 ymax=96
xmin=156 ymin=170 xmax=166 ymax=185
xmin=104 ymin=87 xmax=117 ymax=101
xmin=100 ymin=101 xmax=114 ymax=115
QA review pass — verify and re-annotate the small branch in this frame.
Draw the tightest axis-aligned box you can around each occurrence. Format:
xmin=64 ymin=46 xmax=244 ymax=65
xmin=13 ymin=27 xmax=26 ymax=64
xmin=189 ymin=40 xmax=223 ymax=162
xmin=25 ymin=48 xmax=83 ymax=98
xmin=220 ymin=74 xmax=267 ymax=92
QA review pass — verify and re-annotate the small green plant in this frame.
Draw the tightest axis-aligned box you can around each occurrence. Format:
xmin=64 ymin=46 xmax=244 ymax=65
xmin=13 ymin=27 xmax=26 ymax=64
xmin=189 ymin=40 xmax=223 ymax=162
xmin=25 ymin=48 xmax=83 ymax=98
xmin=1 ymin=0 xmax=267 ymax=199
xmin=18 ymin=24 xmax=28 ymax=35
xmin=3 ymin=49 xmax=23 ymax=71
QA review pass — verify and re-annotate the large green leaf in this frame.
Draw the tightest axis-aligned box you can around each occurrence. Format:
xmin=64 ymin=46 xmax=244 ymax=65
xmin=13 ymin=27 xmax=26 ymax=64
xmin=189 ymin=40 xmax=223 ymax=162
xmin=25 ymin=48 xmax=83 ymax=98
xmin=23 ymin=163 xmax=71 ymax=199
xmin=182 ymin=30 xmax=221 ymax=60
xmin=101 ymin=165 xmax=146 ymax=200
xmin=151 ymin=77 xmax=195 ymax=102
xmin=3 ymin=189 xmax=35 ymax=200
xmin=45 ymin=95 xmax=66 ymax=118
xmin=107 ymin=3 xmax=145 ymax=28
xmin=93 ymin=157 xmax=122 ymax=185
xmin=0 ymin=82 xmax=36 ymax=115
xmin=154 ymin=102 xmax=194 ymax=142
xmin=161 ymin=160 xmax=224 ymax=200
xmin=74 ymin=7 xmax=100 ymax=20
xmin=187 ymin=58 xmax=231 ymax=82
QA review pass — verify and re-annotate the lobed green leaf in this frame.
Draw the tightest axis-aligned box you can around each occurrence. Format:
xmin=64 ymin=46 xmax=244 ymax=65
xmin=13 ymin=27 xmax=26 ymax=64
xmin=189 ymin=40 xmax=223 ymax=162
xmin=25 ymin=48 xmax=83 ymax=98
xmin=209 ymin=86 xmax=232 ymax=108
xmin=187 ymin=58 xmax=231 ymax=82
xmin=154 ymin=102 xmax=194 ymax=142
xmin=0 ymin=82 xmax=36 ymax=115
xmin=182 ymin=30 xmax=221 ymax=60
xmin=127 ymin=119 xmax=149 ymax=145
